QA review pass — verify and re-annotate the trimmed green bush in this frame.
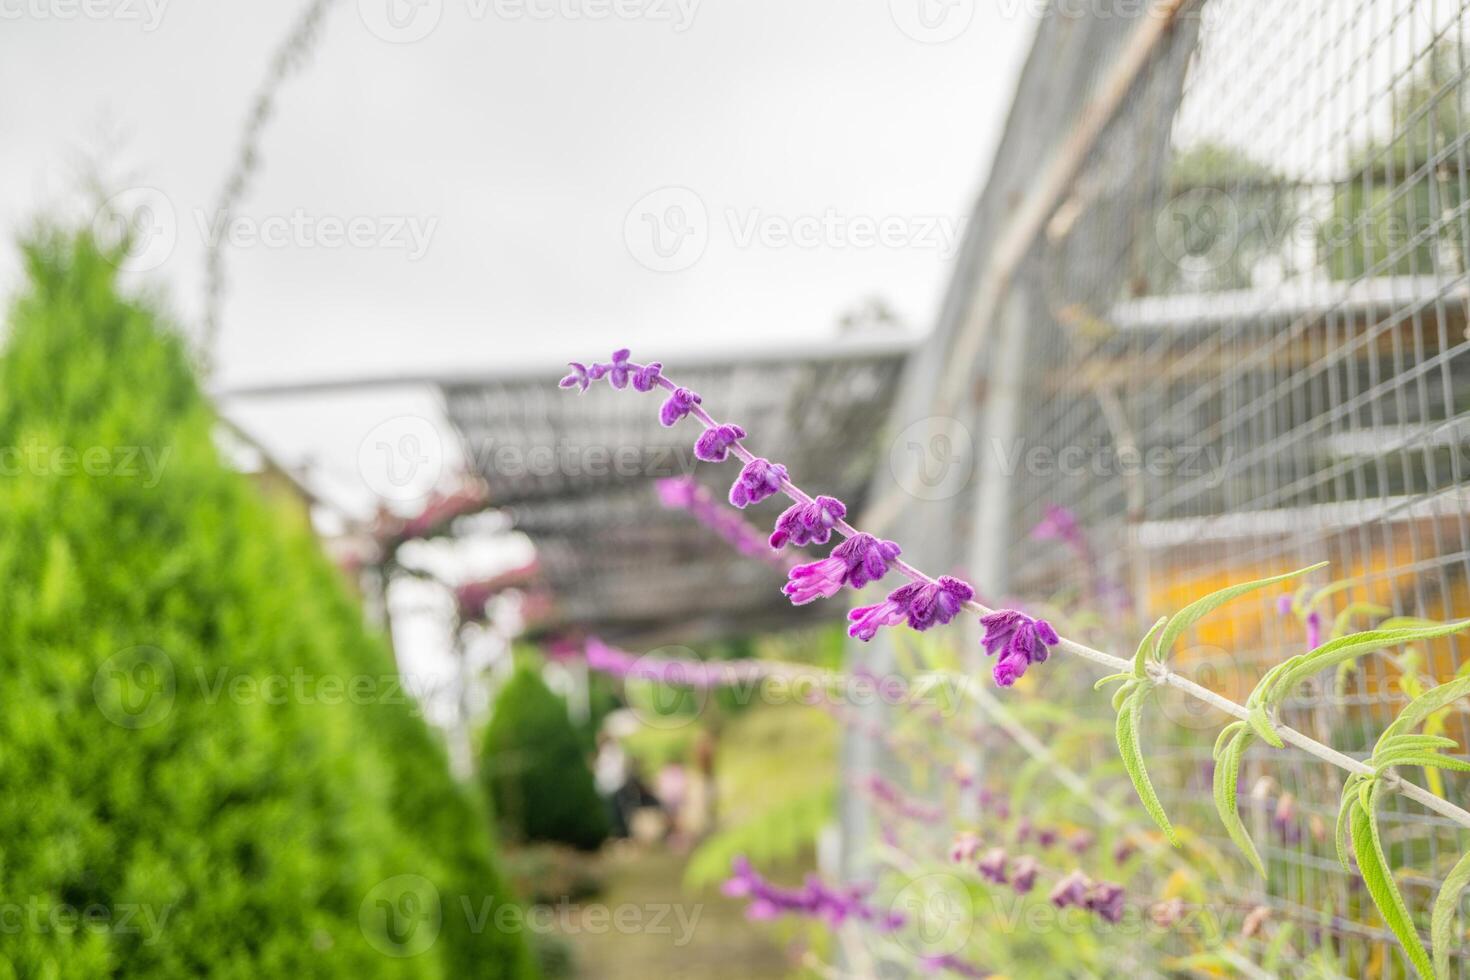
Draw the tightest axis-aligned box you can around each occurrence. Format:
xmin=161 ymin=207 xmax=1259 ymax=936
xmin=479 ymin=667 xmax=609 ymax=851
xmin=0 ymin=230 xmax=537 ymax=978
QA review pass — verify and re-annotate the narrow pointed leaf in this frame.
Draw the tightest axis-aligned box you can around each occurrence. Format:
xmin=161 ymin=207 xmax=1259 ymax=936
xmin=1094 ymin=672 xmax=1132 ymax=691
xmin=1351 ymin=783 xmax=1435 ymax=979
xmin=1213 ymin=720 xmax=1245 ymax=761
xmin=1268 ymin=623 xmax=1470 ymax=710
xmin=1214 ymin=727 xmax=1264 ymax=876
xmin=1155 ymin=562 xmax=1327 ymax=666
xmin=1383 ymin=675 xmax=1470 ymax=743
xmin=1432 ymin=850 xmax=1470 ymax=980
xmin=1247 ymin=703 xmax=1285 ymax=748
xmin=1132 ymin=615 xmax=1168 ymax=678
xmin=1336 ymin=782 xmax=1361 ymax=873
xmin=1116 ymin=684 xmax=1178 ymax=845
xmin=1374 ymin=753 xmax=1470 ymax=775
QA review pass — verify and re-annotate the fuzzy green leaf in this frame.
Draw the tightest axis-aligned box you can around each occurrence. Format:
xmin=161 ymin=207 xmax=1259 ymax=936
xmin=1352 ymin=782 xmax=1436 ymax=979
xmin=1266 ymin=623 xmax=1470 ymax=709
xmin=1383 ymin=675 xmax=1470 ymax=743
xmin=1115 ymin=684 xmax=1178 ymax=845
xmin=1373 ymin=753 xmax=1470 ymax=776
xmin=1433 ymin=850 xmax=1470 ymax=980
xmin=1213 ymin=726 xmax=1264 ymax=876
xmin=1093 ymin=672 xmax=1132 ymax=691
xmin=1246 ymin=702 xmax=1285 ymax=748
xmin=1154 ymin=562 xmax=1327 ymax=667
xmin=1336 ymin=776 xmax=1364 ymax=873
xmin=1132 ymin=615 xmax=1168 ymax=678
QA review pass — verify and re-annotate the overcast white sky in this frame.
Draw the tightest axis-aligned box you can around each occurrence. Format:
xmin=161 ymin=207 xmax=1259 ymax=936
xmin=0 ymin=0 xmax=1036 ymax=515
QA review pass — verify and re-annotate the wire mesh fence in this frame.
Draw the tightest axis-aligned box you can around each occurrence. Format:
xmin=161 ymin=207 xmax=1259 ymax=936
xmin=850 ymin=0 xmax=1470 ymax=974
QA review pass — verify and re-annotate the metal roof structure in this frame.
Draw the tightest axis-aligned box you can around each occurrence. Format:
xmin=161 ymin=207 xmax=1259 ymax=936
xmin=439 ymin=335 xmax=912 ymax=646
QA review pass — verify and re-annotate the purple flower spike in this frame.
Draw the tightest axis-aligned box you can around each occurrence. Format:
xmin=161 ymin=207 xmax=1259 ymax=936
xmin=729 ymin=457 xmax=787 ymax=508
xmin=559 ymin=362 xmax=591 ymax=392
xmin=981 ymin=609 xmax=1060 ymax=686
xmin=694 ymin=423 xmax=746 ymax=462
xmin=633 ymin=360 xmax=663 ymax=392
xmin=783 ymin=533 xmax=902 ymax=605
xmin=1275 ymin=593 xmax=1294 ymax=616
xmin=602 ymin=348 xmax=633 ymax=389
xmin=659 ymin=387 xmax=702 ymax=427
xmin=1011 ymin=856 xmax=1040 ymax=894
xmin=978 ymin=847 xmax=1008 ymax=884
xmin=769 ymin=496 xmax=846 ymax=549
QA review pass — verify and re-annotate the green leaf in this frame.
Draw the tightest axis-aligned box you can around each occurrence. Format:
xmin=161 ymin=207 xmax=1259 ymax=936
xmin=1132 ymin=615 xmax=1168 ymax=678
xmin=1336 ymin=777 xmax=1363 ymax=872
xmin=1115 ymin=684 xmax=1179 ymax=845
xmin=1266 ymin=623 xmax=1470 ymax=709
xmin=1332 ymin=602 xmax=1392 ymax=640
xmin=1155 ymin=562 xmax=1327 ymax=667
xmin=1351 ymin=782 xmax=1436 ymax=979
xmin=1247 ymin=702 xmax=1285 ymax=748
xmin=1373 ymin=753 xmax=1470 ymax=775
xmin=1432 ymin=850 xmax=1470 ymax=980
xmin=1213 ymin=726 xmax=1264 ymax=876
xmin=1093 ymin=672 xmax=1132 ymax=691
xmin=1383 ymin=675 xmax=1470 ymax=743
xmin=1375 ymin=734 xmax=1460 ymax=757
xmin=1213 ymin=720 xmax=1245 ymax=760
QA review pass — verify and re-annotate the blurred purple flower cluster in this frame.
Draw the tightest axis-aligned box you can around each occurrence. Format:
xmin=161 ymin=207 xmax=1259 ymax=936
xmin=722 ymin=857 xmax=905 ymax=932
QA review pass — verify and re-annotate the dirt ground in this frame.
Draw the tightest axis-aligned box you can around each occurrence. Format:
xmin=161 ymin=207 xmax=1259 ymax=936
xmin=547 ymin=844 xmax=793 ymax=980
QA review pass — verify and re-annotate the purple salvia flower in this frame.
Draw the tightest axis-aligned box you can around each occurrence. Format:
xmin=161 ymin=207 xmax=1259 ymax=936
xmin=1112 ymin=838 xmax=1137 ymax=865
xmin=907 ymin=576 xmax=975 ymax=631
xmin=783 ymin=533 xmax=902 ymax=605
xmin=1085 ymin=881 xmax=1127 ymax=923
xmin=659 ymin=387 xmax=702 ymax=427
xmin=1015 ymin=818 xmax=1033 ymax=843
xmin=848 ymin=584 xmax=922 ymax=641
xmin=950 ymin=832 xmax=981 ymax=865
xmin=694 ymin=423 xmax=746 ymax=462
xmin=1275 ymin=593 xmax=1294 ymax=616
xmin=978 ymin=847 xmax=1008 ymax=884
xmin=1068 ymin=830 xmax=1095 ymax=855
xmin=1036 ymin=826 xmax=1059 ymax=849
xmin=559 ymin=361 xmax=592 ymax=392
xmin=728 ymin=457 xmax=786 ymax=508
xmin=1011 ymin=856 xmax=1040 ymax=894
xmin=848 ymin=575 xmax=973 ymax=641
xmin=632 ymin=360 xmax=663 ymax=392
xmin=981 ymin=609 xmax=1060 ymax=686
xmin=1049 ymin=870 xmax=1090 ymax=909
xmin=598 ymin=348 xmax=633 ymax=388
xmin=769 ymin=496 xmax=846 ymax=549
